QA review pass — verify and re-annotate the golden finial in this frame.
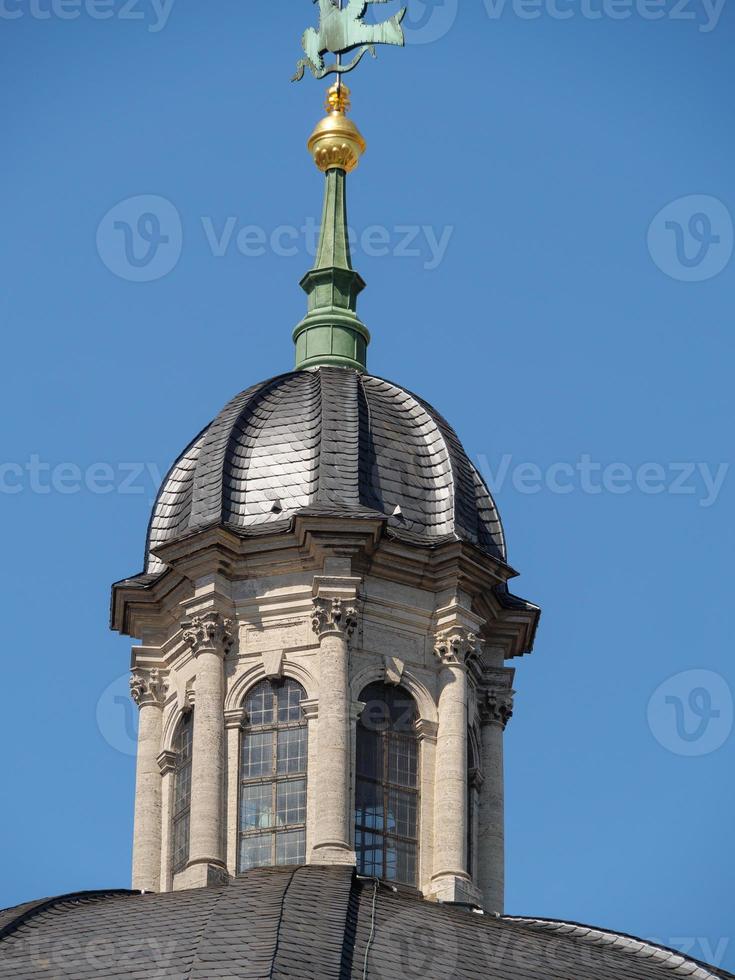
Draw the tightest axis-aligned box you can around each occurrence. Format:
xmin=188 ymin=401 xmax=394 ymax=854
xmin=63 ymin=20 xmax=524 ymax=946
xmin=308 ymin=82 xmax=366 ymax=174
xmin=325 ymin=81 xmax=351 ymax=115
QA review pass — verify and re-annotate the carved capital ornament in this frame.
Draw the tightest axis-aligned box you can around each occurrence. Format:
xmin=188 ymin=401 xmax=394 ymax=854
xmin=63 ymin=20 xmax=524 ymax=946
xmin=434 ymin=627 xmax=483 ymax=667
xmin=311 ymin=596 xmax=359 ymax=643
xmin=481 ymin=687 xmax=515 ymax=730
xmin=182 ymin=611 xmax=234 ymax=657
xmin=130 ymin=667 xmax=168 ymax=708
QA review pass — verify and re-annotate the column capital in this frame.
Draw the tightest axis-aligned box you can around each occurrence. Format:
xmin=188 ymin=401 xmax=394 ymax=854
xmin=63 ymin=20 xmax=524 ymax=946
xmin=182 ymin=611 xmax=234 ymax=657
xmin=434 ymin=626 xmax=483 ymax=668
xmin=479 ymin=686 xmax=515 ymax=730
xmin=311 ymin=595 xmax=360 ymax=644
xmin=130 ymin=667 xmax=168 ymax=708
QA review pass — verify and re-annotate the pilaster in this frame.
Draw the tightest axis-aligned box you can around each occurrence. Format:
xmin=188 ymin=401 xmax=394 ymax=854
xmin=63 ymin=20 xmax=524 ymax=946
xmin=429 ymin=602 xmax=485 ymax=904
xmin=130 ymin=668 xmax=168 ymax=892
xmin=477 ymin=668 xmax=515 ymax=914
xmin=309 ymin=575 xmax=361 ymax=865
xmin=181 ymin=610 xmax=233 ymax=886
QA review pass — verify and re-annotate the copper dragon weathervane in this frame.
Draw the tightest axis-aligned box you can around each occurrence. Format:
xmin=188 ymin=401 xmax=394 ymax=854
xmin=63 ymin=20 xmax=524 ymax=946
xmin=293 ymin=0 xmax=407 ymax=81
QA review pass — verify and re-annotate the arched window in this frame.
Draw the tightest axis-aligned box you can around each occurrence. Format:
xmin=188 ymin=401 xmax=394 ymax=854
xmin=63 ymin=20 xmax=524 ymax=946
xmin=172 ymin=710 xmax=193 ymax=874
xmin=355 ymin=682 xmax=420 ymax=887
xmin=238 ymin=678 xmax=308 ymax=873
xmin=467 ymin=729 xmax=481 ymax=881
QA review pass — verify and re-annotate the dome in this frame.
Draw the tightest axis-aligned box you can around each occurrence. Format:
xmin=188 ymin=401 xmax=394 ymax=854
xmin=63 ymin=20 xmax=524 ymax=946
xmin=1 ymin=867 xmax=730 ymax=980
xmin=145 ymin=366 xmax=505 ymax=574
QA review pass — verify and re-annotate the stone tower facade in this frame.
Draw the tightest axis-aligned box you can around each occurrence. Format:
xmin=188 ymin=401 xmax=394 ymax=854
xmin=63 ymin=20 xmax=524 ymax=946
xmin=112 ymin=86 xmax=539 ymax=915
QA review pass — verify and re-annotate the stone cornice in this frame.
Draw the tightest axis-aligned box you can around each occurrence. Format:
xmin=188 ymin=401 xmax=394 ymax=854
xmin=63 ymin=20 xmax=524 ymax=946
xmin=182 ymin=611 xmax=234 ymax=658
xmin=130 ymin=667 xmax=168 ymax=708
xmin=113 ymin=527 xmax=538 ymax=661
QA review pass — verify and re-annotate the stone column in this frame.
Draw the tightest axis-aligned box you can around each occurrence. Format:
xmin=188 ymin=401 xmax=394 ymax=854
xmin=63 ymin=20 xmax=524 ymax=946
xmin=130 ymin=668 xmax=168 ymax=892
xmin=431 ymin=627 xmax=484 ymax=902
xmin=477 ymin=678 xmax=515 ymax=914
xmin=310 ymin=577 xmax=360 ymax=865
xmin=182 ymin=611 xmax=233 ymax=884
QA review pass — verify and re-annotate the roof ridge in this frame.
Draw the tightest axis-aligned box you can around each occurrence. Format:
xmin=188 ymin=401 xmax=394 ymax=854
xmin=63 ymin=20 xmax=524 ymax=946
xmin=503 ymin=916 xmax=733 ymax=980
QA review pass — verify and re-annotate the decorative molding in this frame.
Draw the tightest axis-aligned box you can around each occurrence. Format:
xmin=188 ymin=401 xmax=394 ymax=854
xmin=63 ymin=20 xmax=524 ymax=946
xmin=383 ymin=655 xmax=405 ymax=687
xmin=261 ymin=648 xmax=284 ymax=680
xmin=157 ymin=749 xmax=177 ymax=775
xmin=351 ymin=700 xmax=367 ymax=722
xmin=480 ymin=686 xmax=515 ymax=730
xmin=224 ymin=706 xmax=248 ymax=731
xmin=415 ymin=718 xmax=439 ymax=743
xmin=311 ymin=596 xmax=359 ymax=643
xmin=469 ymin=766 xmax=485 ymax=791
xmin=130 ymin=667 xmax=168 ymax=708
xmin=434 ymin=626 xmax=483 ymax=667
xmin=182 ymin=611 xmax=234 ymax=657
xmin=301 ymin=699 xmax=319 ymax=722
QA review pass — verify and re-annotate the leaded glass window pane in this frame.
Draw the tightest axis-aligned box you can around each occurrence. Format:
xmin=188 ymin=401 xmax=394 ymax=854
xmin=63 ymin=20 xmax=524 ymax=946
xmin=172 ymin=711 xmax=193 ymax=874
xmin=355 ymin=683 xmax=420 ymax=888
xmin=277 ymin=727 xmax=307 ymax=774
xmin=276 ymin=829 xmax=306 ymax=865
xmin=240 ymin=782 xmax=274 ymax=831
xmin=238 ymin=679 xmax=308 ymax=874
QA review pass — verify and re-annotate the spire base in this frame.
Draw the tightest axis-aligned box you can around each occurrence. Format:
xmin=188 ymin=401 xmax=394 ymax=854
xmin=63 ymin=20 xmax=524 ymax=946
xmin=293 ymin=308 xmax=370 ymax=373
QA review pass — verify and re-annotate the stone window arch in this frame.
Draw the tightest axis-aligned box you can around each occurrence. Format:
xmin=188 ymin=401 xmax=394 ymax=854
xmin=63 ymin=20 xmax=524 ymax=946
xmin=355 ymin=682 xmax=420 ymax=887
xmin=171 ymin=710 xmax=193 ymax=874
xmin=237 ymin=678 xmax=308 ymax=872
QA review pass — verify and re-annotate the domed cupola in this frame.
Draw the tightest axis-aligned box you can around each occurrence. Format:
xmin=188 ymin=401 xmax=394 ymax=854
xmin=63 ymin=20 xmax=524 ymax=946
xmin=146 ymin=367 xmax=505 ymax=574
xmin=111 ymin=78 xmax=540 ymax=914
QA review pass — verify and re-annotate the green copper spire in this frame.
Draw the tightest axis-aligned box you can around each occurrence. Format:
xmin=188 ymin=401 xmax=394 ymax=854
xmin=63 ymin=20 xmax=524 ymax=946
xmin=293 ymin=83 xmax=370 ymax=372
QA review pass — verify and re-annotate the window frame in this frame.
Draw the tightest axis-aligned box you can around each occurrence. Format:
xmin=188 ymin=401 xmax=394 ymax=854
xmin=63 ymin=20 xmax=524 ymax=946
xmin=355 ymin=683 xmax=421 ymax=889
xmin=237 ymin=678 xmax=308 ymax=873
xmin=171 ymin=709 xmax=193 ymax=875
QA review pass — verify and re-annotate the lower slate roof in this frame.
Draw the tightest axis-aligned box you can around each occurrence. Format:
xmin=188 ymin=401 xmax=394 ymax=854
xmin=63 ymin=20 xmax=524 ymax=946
xmin=0 ymin=866 xmax=731 ymax=980
xmin=145 ymin=367 xmax=506 ymax=574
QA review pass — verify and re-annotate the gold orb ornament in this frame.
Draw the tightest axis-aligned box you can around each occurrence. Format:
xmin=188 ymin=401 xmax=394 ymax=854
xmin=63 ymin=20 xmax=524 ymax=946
xmin=307 ymin=82 xmax=367 ymax=174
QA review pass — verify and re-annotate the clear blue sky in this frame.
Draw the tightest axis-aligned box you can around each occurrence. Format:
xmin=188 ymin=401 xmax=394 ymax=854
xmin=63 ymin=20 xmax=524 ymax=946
xmin=1 ymin=0 xmax=732 ymax=970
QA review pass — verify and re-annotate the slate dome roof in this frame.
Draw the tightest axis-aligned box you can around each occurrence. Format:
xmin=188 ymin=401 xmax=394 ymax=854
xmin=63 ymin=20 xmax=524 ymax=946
xmin=145 ymin=366 xmax=505 ymax=574
xmin=1 ymin=866 xmax=731 ymax=980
